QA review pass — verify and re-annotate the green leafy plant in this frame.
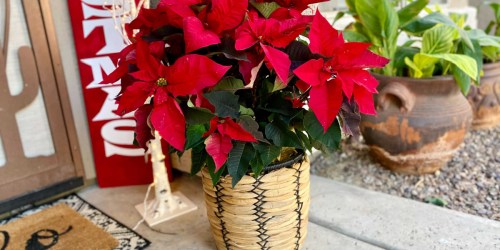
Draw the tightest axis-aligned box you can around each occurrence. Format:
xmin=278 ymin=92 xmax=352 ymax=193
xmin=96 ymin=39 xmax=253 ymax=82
xmin=476 ymin=3 xmax=500 ymax=63
xmin=485 ymin=2 xmax=500 ymax=36
xmin=343 ymin=0 xmax=480 ymax=94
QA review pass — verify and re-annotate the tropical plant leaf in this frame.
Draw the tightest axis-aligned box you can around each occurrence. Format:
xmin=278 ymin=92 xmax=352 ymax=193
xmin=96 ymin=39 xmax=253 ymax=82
xmin=452 ymin=65 xmax=471 ymax=95
xmin=421 ymin=25 xmax=455 ymax=54
xmin=420 ymin=53 xmax=478 ymax=80
xmin=402 ymin=12 xmax=454 ymax=33
xmin=460 ymin=39 xmax=482 ymax=83
xmin=332 ymin=12 xmax=346 ymax=25
xmin=490 ymin=3 xmax=500 ymax=22
xmin=467 ymin=29 xmax=500 ymax=48
xmin=482 ymin=46 xmax=500 ymax=62
xmin=411 ymin=53 xmax=437 ymax=78
xmin=343 ymin=30 xmax=370 ymax=43
xmin=397 ymin=0 xmax=429 ymax=27
xmin=204 ymin=91 xmax=240 ymax=118
xmin=394 ymin=46 xmax=419 ymax=74
xmin=403 ymin=12 xmax=473 ymax=49
xmin=405 ymin=57 xmax=424 ymax=78
xmin=355 ymin=0 xmax=398 ymax=44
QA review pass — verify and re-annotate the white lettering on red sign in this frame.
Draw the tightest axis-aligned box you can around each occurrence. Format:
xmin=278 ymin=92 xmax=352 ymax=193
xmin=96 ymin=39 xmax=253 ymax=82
xmin=80 ymin=0 xmax=142 ymax=157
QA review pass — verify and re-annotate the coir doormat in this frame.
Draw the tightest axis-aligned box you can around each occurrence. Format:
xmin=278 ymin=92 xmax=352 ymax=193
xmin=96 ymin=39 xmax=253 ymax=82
xmin=0 ymin=194 xmax=150 ymax=250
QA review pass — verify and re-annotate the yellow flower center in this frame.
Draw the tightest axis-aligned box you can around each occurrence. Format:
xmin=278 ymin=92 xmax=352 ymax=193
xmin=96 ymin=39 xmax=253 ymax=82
xmin=157 ymin=77 xmax=167 ymax=86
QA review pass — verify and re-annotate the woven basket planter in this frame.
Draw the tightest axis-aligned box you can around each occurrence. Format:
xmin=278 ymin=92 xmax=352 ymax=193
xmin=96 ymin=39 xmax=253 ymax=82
xmin=201 ymin=154 xmax=310 ymax=250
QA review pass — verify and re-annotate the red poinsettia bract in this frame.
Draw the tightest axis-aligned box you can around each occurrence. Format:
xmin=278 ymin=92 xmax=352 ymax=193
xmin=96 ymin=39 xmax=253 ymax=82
xmin=160 ymin=0 xmax=248 ymax=53
xmin=203 ymin=117 xmax=257 ymax=171
xmin=293 ymin=11 xmax=389 ymax=132
xmin=269 ymin=0 xmax=328 ymax=20
xmin=116 ymin=39 xmax=230 ymax=150
xmin=235 ymin=11 xmax=308 ymax=83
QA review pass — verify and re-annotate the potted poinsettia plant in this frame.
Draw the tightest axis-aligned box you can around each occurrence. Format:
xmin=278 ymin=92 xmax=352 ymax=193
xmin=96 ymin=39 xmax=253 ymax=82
xmin=102 ymin=0 xmax=388 ymax=248
xmin=344 ymin=0 xmax=479 ymax=175
xmin=465 ymin=3 xmax=500 ymax=129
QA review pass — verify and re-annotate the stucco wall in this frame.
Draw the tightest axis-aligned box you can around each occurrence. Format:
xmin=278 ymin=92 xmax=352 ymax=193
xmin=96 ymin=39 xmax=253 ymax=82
xmin=470 ymin=0 xmax=500 ymax=30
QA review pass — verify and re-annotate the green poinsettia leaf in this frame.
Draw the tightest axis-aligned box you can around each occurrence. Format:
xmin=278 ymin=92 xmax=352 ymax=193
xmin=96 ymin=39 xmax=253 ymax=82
xmin=304 ymin=111 xmax=341 ymax=151
xmin=227 ymin=142 xmax=248 ymax=187
xmin=250 ymin=1 xmax=280 ymax=18
xmin=238 ymin=115 xmax=268 ymax=143
xmin=191 ymin=143 xmax=207 ymax=176
xmin=204 ymin=91 xmax=240 ymax=118
xmin=265 ymin=119 xmax=303 ymax=149
xmin=207 ymin=157 xmax=226 ymax=187
xmin=214 ymin=77 xmax=245 ymax=93
xmin=239 ymin=106 xmax=255 ymax=116
xmin=184 ymin=107 xmax=215 ymax=125
xmin=253 ymin=143 xmax=281 ymax=168
xmin=227 ymin=142 xmax=255 ymax=187
xmin=185 ymin=124 xmax=206 ymax=150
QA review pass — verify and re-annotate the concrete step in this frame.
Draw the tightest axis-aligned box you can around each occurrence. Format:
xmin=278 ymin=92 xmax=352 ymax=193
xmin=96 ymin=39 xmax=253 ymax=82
xmin=309 ymin=175 xmax=500 ymax=250
xmin=79 ymin=175 xmax=379 ymax=250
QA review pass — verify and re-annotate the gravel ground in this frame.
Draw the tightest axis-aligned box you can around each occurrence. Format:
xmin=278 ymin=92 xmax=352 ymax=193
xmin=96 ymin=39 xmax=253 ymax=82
xmin=311 ymin=127 xmax=500 ymax=221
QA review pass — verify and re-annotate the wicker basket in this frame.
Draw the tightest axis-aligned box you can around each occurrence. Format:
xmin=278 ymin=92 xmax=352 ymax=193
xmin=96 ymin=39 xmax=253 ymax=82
xmin=201 ymin=154 xmax=310 ymax=250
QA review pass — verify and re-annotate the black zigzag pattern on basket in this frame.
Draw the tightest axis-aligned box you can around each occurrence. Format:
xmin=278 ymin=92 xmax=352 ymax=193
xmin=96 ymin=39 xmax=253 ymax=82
xmin=214 ymin=183 xmax=231 ymax=250
xmin=293 ymin=162 xmax=304 ymax=250
xmin=251 ymin=176 xmax=272 ymax=249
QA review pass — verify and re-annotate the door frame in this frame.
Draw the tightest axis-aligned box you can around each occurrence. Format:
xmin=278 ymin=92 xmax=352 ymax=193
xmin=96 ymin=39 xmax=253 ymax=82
xmin=0 ymin=0 xmax=85 ymax=214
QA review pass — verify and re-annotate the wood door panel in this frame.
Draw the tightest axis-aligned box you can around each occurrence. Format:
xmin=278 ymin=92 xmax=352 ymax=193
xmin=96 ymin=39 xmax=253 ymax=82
xmin=0 ymin=0 xmax=84 ymax=207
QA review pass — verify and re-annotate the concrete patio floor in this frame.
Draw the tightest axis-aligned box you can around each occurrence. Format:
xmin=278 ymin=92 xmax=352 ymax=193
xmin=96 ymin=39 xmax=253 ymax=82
xmin=79 ymin=174 xmax=500 ymax=250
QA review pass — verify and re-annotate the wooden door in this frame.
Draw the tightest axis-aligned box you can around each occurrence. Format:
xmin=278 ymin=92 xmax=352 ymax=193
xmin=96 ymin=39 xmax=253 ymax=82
xmin=0 ymin=0 xmax=84 ymax=213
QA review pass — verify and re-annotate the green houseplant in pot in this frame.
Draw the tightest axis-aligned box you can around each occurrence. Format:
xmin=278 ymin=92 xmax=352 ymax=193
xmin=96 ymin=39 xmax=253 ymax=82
xmin=344 ymin=0 xmax=479 ymax=174
xmin=466 ymin=3 xmax=500 ymax=129
xmin=103 ymin=0 xmax=388 ymax=248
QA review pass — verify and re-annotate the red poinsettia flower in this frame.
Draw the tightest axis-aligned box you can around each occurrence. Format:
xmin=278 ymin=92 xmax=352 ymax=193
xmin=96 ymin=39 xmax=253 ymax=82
xmin=235 ymin=11 xmax=308 ymax=82
xmin=160 ymin=0 xmax=247 ymax=53
xmin=293 ymin=11 xmax=389 ymax=132
xmin=127 ymin=4 xmax=195 ymax=37
xmin=269 ymin=0 xmax=327 ymax=20
xmin=203 ymin=117 xmax=257 ymax=171
xmin=116 ymin=39 xmax=230 ymax=150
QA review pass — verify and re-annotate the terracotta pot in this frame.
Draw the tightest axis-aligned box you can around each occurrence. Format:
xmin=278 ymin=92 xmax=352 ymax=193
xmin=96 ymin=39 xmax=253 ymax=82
xmin=467 ymin=62 xmax=500 ymax=129
xmin=360 ymin=74 xmax=472 ymax=174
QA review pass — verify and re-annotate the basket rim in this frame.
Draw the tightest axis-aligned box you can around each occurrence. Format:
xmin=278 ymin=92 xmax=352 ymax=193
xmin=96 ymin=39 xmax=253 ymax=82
xmin=261 ymin=150 xmax=305 ymax=174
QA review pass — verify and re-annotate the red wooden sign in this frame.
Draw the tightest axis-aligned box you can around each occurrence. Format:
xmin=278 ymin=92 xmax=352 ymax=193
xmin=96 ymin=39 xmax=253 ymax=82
xmin=67 ymin=0 xmax=172 ymax=187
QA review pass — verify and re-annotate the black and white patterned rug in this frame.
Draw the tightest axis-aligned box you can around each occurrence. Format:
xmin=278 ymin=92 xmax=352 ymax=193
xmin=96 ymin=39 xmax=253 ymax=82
xmin=0 ymin=194 xmax=150 ymax=250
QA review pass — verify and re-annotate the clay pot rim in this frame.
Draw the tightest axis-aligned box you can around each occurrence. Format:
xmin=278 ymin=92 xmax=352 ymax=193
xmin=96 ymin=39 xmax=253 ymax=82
xmin=482 ymin=61 xmax=500 ymax=70
xmin=371 ymin=72 xmax=455 ymax=83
